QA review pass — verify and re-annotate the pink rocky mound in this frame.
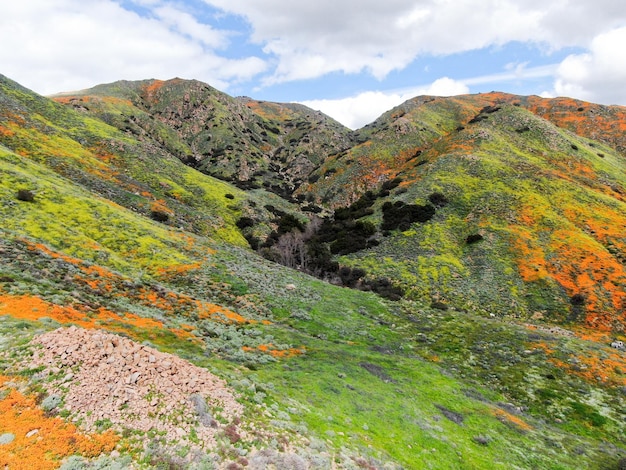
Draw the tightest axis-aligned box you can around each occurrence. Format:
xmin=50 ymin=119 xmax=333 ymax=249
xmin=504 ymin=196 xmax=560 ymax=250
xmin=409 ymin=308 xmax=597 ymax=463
xmin=29 ymin=326 xmax=243 ymax=452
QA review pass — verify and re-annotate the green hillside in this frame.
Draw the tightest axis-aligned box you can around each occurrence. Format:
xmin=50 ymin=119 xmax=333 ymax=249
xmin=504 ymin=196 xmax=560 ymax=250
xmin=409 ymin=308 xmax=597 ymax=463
xmin=0 ymin=74 xmax=625 ymax=469
xmin=54 ymin=78 xmax=354 ymax=199
xmin=303 ymin=93 xmax=626 ymax=331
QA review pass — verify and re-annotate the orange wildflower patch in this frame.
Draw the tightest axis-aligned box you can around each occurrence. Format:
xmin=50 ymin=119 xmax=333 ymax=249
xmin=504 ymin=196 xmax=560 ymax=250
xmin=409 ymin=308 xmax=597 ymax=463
xmin=154 ymin=262 xmax=202 ymax=279
xmin=143 ymin=80 xmax=165 ymax=98
xmin=24 ymin=240 xmax=76 ymax=263
xmin=531 ymin=341 xmax=556 ymax=356
xmin=550 ymin=353 xmax=626 ymax=387
xmin=525 ymin=96 xmax=626 ymax=148
xmin=561 ymin=202 xmax=626 ymax=252
xmin=509 ymin=226 xmax=549 ymax=282
xmin=150 ymin=199 xmax=174 ymax=215
xmin=0 ymin=381 xmax=118 ymax=469
xmin=0 ymin=294 xmax=162 ymax=333
xmin=573 ymin=328 xmax=613 ymax=343
xmin=20 ymin=240 xmax=256 ymax=329
xmin=242 ymin=344 xmax=304 ymax=358
xmin=492 ymin=408 xmax=533 ymax=432
xmin=169 ymin=327 xmax=202 ymax=345
xmin=0 ymin=123 xmax=15 ymax=137
xmin=196 ymin=300 xmax=251 ymax=324
xmin=531 ymin=339 xmax=626 ymax=386
xmin=509 ymin=214 xmax=626 ymax=330
xmin=548 ymin=229 xmax=626 ymax=329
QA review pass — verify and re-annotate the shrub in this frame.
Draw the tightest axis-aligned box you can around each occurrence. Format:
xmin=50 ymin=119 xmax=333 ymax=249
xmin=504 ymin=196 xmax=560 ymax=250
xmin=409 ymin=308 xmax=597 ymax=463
xmin=329 ymin=220 xmax=376 ymax=255
xmin=150 ymin=210 xmax=169 ymax=222
xmin=362 ymin=277 xmax=404 ymax=301
xmin=466 ymin=234 xmax=484 ymax=244
xmin=381 ymin=202 xmax=435 ymax=232
xmin=338 ymin=266 xmax=366 ymax=287
xmin=428 ymin=192 xmax=448 ymax=207
xmin=276 ymin=214 xmax=305 ymax=234
xmin=224 ymin=423 xmax=241 ymax=444
xmin=473 ymin=435 xmax=491 ymax=446
xmin=41 ymin=394 xmax=62 ymax=412
xmin=16 ymin=189 xmax=35 ymax=202
xmin=236 ymin=217 xmax=255 ymax=230
xmin=381 ymin=177 xmax=403 ymax=192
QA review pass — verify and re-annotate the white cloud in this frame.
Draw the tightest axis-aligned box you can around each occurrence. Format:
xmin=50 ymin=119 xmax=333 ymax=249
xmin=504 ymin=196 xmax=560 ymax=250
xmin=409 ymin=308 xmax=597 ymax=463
xmin=300 ymin=77 xmax=469 ymax=129
xmin=204 ymin=0 xmax=626 ymax=84
xmin=553 ymin=26 xmax=626 ymax=105
xmin=462 ymin=63 xmax=558 ymax=86
xmin=0 ymin=0 xmax=266 ymax=95
xmin=1 ymin=0 xmax=625 ymax=115
xmin=152 ymin=4 xmax=226 ymax=48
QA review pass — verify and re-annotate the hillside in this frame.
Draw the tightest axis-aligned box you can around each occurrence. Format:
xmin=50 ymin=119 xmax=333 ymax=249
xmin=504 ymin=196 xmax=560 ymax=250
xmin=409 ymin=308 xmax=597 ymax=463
xmin=302 ymin=93 xmax=626 ymax=330
xmin=54 ymin=78 xmax=354 ymax=199
xmin=0 ymin=74 xmax=625 ymax=469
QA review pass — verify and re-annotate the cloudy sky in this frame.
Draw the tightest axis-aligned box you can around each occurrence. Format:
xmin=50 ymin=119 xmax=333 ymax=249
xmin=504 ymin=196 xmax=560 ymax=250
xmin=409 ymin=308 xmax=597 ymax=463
xmin=1 ymin=1 xmax=625 ymax=128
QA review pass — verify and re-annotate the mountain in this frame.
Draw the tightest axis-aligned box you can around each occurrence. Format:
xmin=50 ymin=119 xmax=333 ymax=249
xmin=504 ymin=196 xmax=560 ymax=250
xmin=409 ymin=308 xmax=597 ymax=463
xmin=0 ymin=73 xmax=625 ymax=469
xmin=301 ymin=92 xmax=626 ymax=329
xmin=53 ymin=78 xmax=354 ymax=198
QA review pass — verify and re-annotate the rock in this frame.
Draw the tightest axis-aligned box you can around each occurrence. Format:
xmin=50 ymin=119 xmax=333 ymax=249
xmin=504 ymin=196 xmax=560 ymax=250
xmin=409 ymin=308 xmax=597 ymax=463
xmin=0 ymin=433 xmax=15 ymax=445
xmin=26 ymin=327 xmax=243 ymax=453
xmin=26 ymin=429 xmax=39 ymax=438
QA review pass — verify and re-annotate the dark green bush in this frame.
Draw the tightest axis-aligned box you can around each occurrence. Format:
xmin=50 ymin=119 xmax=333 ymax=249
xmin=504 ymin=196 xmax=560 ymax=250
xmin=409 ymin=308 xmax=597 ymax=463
xmin=466 ymin=234 xmax=483 ymax=244
xmin=150 ymin=210 xmax=169 ymax=222
xmin=276 ymin=214 xmax=305 ymax=234
xmin=381 ymin=177 xmax=403 ymax=192
xmin=16 ymin=189 xmax=35 ymax=202
xmin=428 ymin=192 xmax=449 ymax=207
xmin=362 ymin=277 xmax=404 ymax=300
xmin=236 ymin=217 xmax=255 ymax=229
xmin=381 ymin=202 xmax=435 ymax=232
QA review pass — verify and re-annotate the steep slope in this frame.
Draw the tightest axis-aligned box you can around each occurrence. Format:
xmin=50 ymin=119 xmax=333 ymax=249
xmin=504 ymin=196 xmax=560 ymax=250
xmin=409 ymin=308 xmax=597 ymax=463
xmin=1 ymin=75 xmax=625 ymax=469
xmin=302 ymin=94 xmax=626 ymax=332
xmin=0 ymin=74 xmax=250 ymax=247
xmin=54 ymin=78 xmax=354 ymax=199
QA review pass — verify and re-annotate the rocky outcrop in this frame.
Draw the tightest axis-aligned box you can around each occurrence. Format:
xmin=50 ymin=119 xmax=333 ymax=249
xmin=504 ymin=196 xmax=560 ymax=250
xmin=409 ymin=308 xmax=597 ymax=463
xmin=29 ymin=326 xmax=243 ymax=452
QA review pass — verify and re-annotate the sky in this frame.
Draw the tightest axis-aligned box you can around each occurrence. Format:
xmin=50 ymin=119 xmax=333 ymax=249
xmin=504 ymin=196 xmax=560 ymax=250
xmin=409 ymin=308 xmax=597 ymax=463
xmin=1 ymin=1 xmax=626 ymax=129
